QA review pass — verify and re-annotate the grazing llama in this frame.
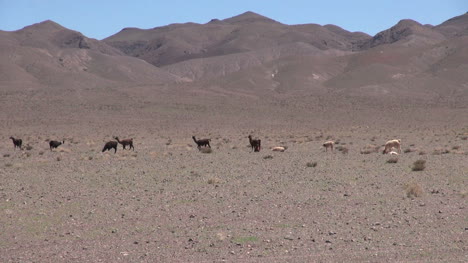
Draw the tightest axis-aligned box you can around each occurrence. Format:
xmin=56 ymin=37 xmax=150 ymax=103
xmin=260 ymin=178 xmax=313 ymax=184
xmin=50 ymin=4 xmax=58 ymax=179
xmin=383 ymin=139 xmax=401 ymax=154
xmin=323 ymin=141 xmax=334 ymax=152
xmin=102 ymin=140 xmax=118 ymax=153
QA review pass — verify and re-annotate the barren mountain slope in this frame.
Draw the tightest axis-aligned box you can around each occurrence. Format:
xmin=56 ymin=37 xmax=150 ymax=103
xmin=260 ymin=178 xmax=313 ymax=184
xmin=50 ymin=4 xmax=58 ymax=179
xmin=104 ymin=11 xmax=370 ymax=68
xmin=0 ymin=20 xmax=182 ymax=90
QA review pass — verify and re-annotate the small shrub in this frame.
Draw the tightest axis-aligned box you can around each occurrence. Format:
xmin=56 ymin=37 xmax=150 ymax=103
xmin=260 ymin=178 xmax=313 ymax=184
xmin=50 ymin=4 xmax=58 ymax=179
xmin=412 ymin=160 xmax=426 ymax=171
xmin=387 ymin=157 xmax=398 ymax=163
xmin=200 ymin=147 xmax=212 ymax=154
xmin=25 ymin=145 xmax=33 ymax=151
xmin=341 ymin=147 xmax=349 ymax=154
xmin=432 ymin=148 xmax=450 ymax=155
xmin=336 ymin=146 xmax=348 ymax=154
xmin=56 ymin=157 xmax=61 ymax=161
xmin=405 ymin=182 xmax=423 ymax=198
xmin=88 ymin=156 xmax=93 ymax=160
xmin=38 ymin=151 xmax=44 ymax=156
xmin=208 ymin=178 xmax=221 ymax=185
xmin=452 ymin=145 xmax=461 ymax=150
xmin=306 ymin=162 xmax=317 ymax=168
xmin=360 ymin=144 xmax=379 ymax=154
xmin=3 ymin=154 xmax=10 ymax=158
xmin=263 ymin=155 xmax=273 ymax=159
xmin=461 ymin=136 xmax=467 ymax=141
xmin=404 ymin=148 xmax=413 ymax=153
xmin=5 ymin=163 xmax=13 ymax=167
xmin=418 ymin=151 xmax=426 ymax=155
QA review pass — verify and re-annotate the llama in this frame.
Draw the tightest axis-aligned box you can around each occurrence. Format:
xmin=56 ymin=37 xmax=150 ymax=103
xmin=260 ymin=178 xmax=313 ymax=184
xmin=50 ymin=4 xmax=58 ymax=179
xmin=49 ymin=140 xmax=64 ymax=150
xmin=383 ymin=139 xmax=401 ymax=154
xmin=323 ymin=141 xmax=334 ymax=152
xmin=192 ymin=136 xmax=211 ymax=149
xmin=272 ymin=146 xmax=285 ymax=152
xmin=114 ymin=137 xmax=134 ymax=150
xmin=10 ymin=137 xmax=22 ymax=150
xmin=102 ymin=140 xmax=118 ymax=153
xmin=248 ymin=135 xmax=261 ymax=152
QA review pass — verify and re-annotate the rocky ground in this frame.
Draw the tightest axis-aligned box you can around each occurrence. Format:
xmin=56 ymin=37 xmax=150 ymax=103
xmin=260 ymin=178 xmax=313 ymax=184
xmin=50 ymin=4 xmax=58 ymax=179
xmin=1 ymin=119 xmax=466 ymax=262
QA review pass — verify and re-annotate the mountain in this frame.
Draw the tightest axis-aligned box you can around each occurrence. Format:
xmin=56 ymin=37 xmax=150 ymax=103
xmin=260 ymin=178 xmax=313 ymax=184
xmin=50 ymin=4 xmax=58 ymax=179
xmin=359 ymin=19 xmax=446 ymax=49
xmin=1 ymin=11 xmax=467 ymax=120
xmin=103 ymin=11 xmax=371 ymax=69
xmin=0 ymin=20 xmax=182 ymax=90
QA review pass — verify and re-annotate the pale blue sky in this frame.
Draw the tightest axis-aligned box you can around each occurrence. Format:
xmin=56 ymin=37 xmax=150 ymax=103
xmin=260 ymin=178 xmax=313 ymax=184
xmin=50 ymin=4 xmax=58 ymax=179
xmin=0 ymin=0 xmax=466 ymax=40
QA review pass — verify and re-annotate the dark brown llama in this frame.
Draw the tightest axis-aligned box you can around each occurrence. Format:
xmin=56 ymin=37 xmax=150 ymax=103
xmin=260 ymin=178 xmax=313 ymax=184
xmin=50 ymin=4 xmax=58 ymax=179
xmin=248 ymin=135 xmax=261 ymax=152
xmin=10 ymin=137 xmax=22 ymax=150
xmin=49 ymin=140 xmax=64 ymax=150
xmin=102 ymin=140 xmax=118 ymax=153
xmin=192 ymin=136 xmax=211 ymax=149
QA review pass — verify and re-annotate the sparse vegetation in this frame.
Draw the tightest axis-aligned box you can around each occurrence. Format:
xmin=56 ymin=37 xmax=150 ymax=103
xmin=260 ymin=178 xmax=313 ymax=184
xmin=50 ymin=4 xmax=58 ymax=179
xmin=360 ymin=144 xmax=379 ymax=154
xmin=404 ymin=148 xmax=414 ymax=153
xmin=387 ymin=157 xmax=398 ymax=163
xmin=432 ymin=148 xmax=450 ymax=155
xmin=25 ymin=145 xmax=33 ymax=151
xmin=405 ymin=182 xmax=423 ymax=198
xmin=263 ymin=155 xmax=273 ymax=159
xmin=412 ymin=159 xmax=426 ymax=171
xmin=3 ymin=154 xmax=10 ymax=158
xmin=5 ymin=163 xmax=13 ymax=167
xmin=306 ymin=162 xmax=318 ymax=167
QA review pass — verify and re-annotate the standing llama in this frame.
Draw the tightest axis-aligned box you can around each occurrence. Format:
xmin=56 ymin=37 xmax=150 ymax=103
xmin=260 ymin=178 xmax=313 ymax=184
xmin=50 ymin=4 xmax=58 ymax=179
xmin=248 ymin=135 xmax=261 ymax=152
xmin=10 ymin=137 xmax=22 ymax=150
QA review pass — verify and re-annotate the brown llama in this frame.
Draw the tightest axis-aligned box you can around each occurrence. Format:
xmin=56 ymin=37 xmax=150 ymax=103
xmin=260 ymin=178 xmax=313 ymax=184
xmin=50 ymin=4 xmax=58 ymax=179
xmin=10 ymin=137 xmax=22 ymax=150
xmin=248 ymin=135 xmax=261 ymax=152
xmin=323 ymin=141 xmax=334 ymax=152
xmin=114 ymin=137 xmax=134 ymax=150
xmin=102 ymin=140 xmax=118 ymax=153
xmin=49 ymin=140 xmax=64 ymax=150
xmin=192 ymin=136 xmax=211 ymax=149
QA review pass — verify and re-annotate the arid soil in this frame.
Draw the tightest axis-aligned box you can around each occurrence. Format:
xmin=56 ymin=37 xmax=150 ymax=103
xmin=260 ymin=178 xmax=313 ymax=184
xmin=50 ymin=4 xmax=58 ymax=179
xmin=1 ymin=107 xmax=467 ymax=262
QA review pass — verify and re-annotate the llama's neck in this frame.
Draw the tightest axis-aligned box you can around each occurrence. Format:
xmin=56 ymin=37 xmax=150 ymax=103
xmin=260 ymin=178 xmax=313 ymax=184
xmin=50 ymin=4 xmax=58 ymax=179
xmin=192 ymin=137 xmax=198 ymax=143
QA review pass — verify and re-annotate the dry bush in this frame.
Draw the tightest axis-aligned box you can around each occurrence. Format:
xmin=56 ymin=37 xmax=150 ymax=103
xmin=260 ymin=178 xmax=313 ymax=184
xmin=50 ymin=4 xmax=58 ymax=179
xmin=25 ymin=145 xmax=33 ymax=151
xmin=461 ymin=136 xmax=467 ymax=141
xmin=207 ymin=178 xmax=221 ymax=185
xmin=360 ymin=144 xmax=379 ymax=154
xmin=452 ymin=145 xmax=461 ymax=150
xmin=412 ymin=160 xmax=426 ymax=171
xmin=3 ymin=154 xmax=10 ymax=158
xmin=432 ymin=148 xmax=450 ymax=155
xmin=387 ymin=157 xmax=398 ymax=163
xmin=405 ymin=182 xmax=423 ymax=198
xmin=200 ymin=147 xmax=213 ymax=154
xmin=38 ymin=151 xmax=44 ymax=156
xmin=336 ymin=145 xmax=349 ymax=154
xmin=404 ymin=148 xmax=414 ymax=153
xmin=418 ymin=151 xmax=426 ymax=155
xmin=5 ymin=163 xmax=13 ymax=167
xmin=263 ymin=155 xmax=273 ymax=160
xmin=306 ymin=162 xmax=317 ymax=168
